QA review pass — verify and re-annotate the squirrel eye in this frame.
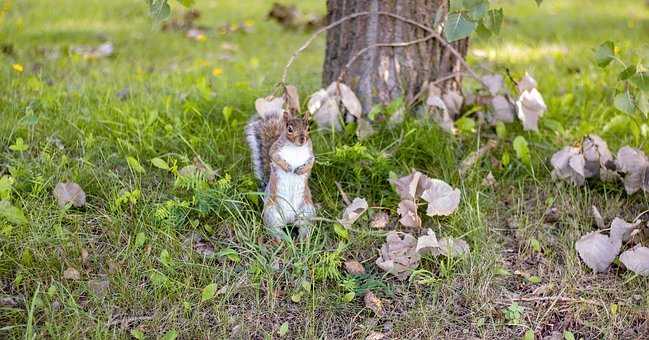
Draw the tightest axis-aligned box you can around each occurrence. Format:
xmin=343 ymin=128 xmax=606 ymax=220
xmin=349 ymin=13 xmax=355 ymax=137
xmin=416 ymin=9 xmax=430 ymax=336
xmin=287 ymin=125 xmax=293 ymax=133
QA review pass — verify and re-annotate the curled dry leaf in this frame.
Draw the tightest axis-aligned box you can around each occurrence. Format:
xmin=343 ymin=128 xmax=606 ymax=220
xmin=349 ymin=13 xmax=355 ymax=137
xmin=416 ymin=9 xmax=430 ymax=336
xmin=283 ymin=85 xmax=300 ymax=114
xmin=390 ymin=170 xmax=436 ymax=201
xmin=375 ymin=231 xmax=420 ymax=280
xmin=517 ymin=72 xmax=538 ymax=92
xmin=550 ymin=146 xmax=585 ymax=186
xmin=370 ymin=211 xmax=389 ymax=229
xmin=344 ymin=260 xmax=365 ymax=275
xmin=415 ymin=228 xmax=439 ymax=255
xmin=442 ymin=90 xmax=463 ymax=116
xmin=364 ymin=291 xmax=383 ymax=316
xmin=591 ymin=205 xmax=605 ymax=229
xmin=420 ymin=179 xmax=461 ymax=217
xmin=582 ymin=135 xmax=615 ymax=180
xmin=482 ymin=74 xmax=504 ymax=96
xmin=426 ymin=84 xmax=454 ymax=133
xmin=575 ymin=232 xmax=621 ymax=273
xmin=614 ymin=146 xmax=649 ymax=194
xmin=436 ymin=237 xmax=470 ymax=257
xmin=255 ymin=96 xmax=284 ymax=117
xmin=339 ymin=197 xmax=368 ymax=228
xmin=397 ymin=199 xmax=421 ymax=228
xmin=53 ymin=182 xmax=86 ymax=208
xmin=490 ymin=95 xmax=514 ymax=123
xmin=307 ymin=89 xmax=341 ymax=130
xmin=63 ymin=267 xmax=81 ymax=280
xmin=482 ymin=172 xmax=496 ymax=187
xmin=610 ymin=217 xmax=641 ymax=242
xmin=331 ymin=82 xmax=362 ymax=119
xmin=619 ymin=245 xmax=649 ymax=276
xmin=516 ymin=88 xmax=547 ymax=131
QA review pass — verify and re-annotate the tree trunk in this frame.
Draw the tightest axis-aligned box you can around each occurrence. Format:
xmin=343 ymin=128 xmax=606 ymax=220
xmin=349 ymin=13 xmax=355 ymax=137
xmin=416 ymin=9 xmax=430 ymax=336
xmin=322 ymin=0 xmax=468 ymax=113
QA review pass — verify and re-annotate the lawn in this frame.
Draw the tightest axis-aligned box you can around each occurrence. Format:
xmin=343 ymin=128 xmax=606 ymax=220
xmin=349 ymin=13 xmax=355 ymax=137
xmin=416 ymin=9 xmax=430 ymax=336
xmin=1 ymin=0 xmax=648 ymax=338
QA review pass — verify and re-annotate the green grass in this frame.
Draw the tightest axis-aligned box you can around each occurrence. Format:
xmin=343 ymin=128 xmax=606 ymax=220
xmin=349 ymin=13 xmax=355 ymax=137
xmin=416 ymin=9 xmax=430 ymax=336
xmin=1 ymin=0 xmax=649 ymax=338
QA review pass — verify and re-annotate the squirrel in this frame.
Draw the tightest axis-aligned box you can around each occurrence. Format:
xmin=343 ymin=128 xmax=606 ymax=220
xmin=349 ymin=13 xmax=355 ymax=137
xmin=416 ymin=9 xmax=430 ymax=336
xmin=245 ymin=106 xmax=316 ymax=239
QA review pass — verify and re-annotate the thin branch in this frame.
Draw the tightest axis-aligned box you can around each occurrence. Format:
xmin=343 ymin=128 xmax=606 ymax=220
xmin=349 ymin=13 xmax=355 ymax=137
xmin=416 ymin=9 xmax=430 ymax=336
xmin=336 ymin=33 xmax=437 ymax=84
xmin=281 ymin=10 xmax=485 ymax=88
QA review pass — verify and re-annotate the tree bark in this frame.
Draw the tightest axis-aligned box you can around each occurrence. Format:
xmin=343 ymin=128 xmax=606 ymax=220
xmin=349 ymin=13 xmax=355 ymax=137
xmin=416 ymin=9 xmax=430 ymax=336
xmin=322 ymin=0 xmax=468 ymax=113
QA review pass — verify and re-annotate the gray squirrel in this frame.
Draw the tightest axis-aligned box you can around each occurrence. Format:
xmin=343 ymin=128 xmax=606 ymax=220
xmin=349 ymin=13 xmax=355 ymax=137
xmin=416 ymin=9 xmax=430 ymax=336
xmin=245 ymin=103 xmax=315 ymax=239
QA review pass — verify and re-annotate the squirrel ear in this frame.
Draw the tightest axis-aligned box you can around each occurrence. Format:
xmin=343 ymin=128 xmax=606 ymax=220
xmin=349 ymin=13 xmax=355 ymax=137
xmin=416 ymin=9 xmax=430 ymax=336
xmin=282 ymin=110 xmax=291 ymax=122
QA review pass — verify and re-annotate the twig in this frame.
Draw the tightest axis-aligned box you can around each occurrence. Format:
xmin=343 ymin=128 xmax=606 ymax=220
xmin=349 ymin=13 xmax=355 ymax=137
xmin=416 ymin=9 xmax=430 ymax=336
xmin=505 ymin=68 xmax=519 ymax=88
xmin=335 ymin=181 xmax=351 ymax=205
xmin=281 ymin=11 xmax=485 ymax=89
xmin=336 ymin=33 xmax=437 ymax=84
xmin=107 ymin=315 xmax=154 ymax=329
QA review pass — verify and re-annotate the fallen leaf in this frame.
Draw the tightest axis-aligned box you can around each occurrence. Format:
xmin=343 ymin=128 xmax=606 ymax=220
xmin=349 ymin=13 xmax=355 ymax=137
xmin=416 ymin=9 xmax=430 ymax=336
xmin=619 ymin=245 xmax=649 ymax=276
xmin=339 ymin=197 xmax=368 ymax=228
xmin=375 ymin=231 xmax=421 ymax=279
xmin=308 ymin=89 xmax=341 ymax=130
xmin=391 ymin=171 xmax=422 ymax=201
xmin=582 ymin=135 xmax=615 ymax=179
xmin=491 ymin=95 xmax=514 ymax=123
xmin=420 ymin=179 xmax=461 ymax=217
xmin=415 ymin=228 xmax=439 ymax=255
xmin=614 ymin=146 xmax=649 ymax=194
xmin=610 ymin=217 xmax=641 ymax=242
xmin=482 ymin=74 xmax=504 ymax=96
xmin=426 ymin=84 xmax=454 ymax=133
xmin=550 ymin=146 xmax=585 ymax=186
xmin=369 ymin=211 xmax=389 ymax=229
xmin=364 ymin=291 xmax=383 ymax=316
xmin=482 ymin=172 xmax=496 ymax=187
xmin=255 ymin=96 xmax=284 ymax=117
xmin=437 ymin=237 xmax=470 ymax=257
xmin=53 ymin=182 xmax=86 ymax=208
xmin=517 ymin=72 xmax=538 ymax=92
xmin=575 ymin=232 xmax=621 ymax=273
xmin=442 ymin=90 xmax=463 ymax=116
xmin=365 ymin=332 xmax=386 ymax=340
xmin=516 ymin=88 xmax=547 ymax=131
xmin=344 ymin=260 xmax=365 ymax=275
xmin=63 ymin=267 xmax=81 ymax=280
xmin=183 ymin=232 xmax=216 ymax=257
xmin=88 ymin=279 xmax=109 ymax=297
xmin=591 ymin=205 xmax=605 ymax=229
xmin=332 ymin=82 xmax=362 ymax=119
xmin=284 ymin=85 xmax=300 ymax=114
xmin=356 ymin=118 xmax=375 ymax=140
xmin=396 ymin=199 xmax=421 ymax=228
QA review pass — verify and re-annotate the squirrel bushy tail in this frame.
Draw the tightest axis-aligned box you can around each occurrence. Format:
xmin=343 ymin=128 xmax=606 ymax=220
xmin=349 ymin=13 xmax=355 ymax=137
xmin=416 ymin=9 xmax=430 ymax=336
xmin=245 ymin=111 xmax=284 ymax=187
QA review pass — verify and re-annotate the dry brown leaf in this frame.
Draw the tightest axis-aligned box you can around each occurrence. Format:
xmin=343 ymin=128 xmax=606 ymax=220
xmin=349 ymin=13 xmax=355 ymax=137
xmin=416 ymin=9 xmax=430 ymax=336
xmin=88 ymin=279 xmax=109 ymax=297
xmin=308 ymin=88 xmax=341 ymax=130
xmin=591 ymin=205 xmax=605 ymax=229
xmin=356 ymin=118 xmax=375 ymax=140
xmin=482 ymin=74 xmax=504 ymax=96
xmin=482 ymin=172 xmax=496 ymax=187
xmin=490 ymin=95 xmax=514 ymax=123
xmin=53 ymin=182 xmax=86 ymax=208
xmin=364 ymin=291 xmax=383 ymax=316
xmin=391 ymin=171 xmax=422 ymax=201
xmin=334 ymin=82 xmax=362 ymax=119
xmin=614 ymin=146 xmax=649 ymax=194
xmin=437 ymin=237 xmax=470 ymax=257
xmin=442 ymin=90 xmax=463 ymax=116
xmin=284 ymin=85 xmax=300 ymax=114
xmin=63 ymin=267 xmax=80 ymax=280
xmin=550 ymin=146 xmax=585 ymax=186
xmin=255 ymin=96 xmax=284 ymax=117
xmin=340 ymin=197 xmax=368 ymax=228
xmin=619 ymin=245 xmax=649 ymax=276
xmin=415 ymin=228 xmax=439 ymax=255
xmin=582 ymin=135 xmax=615 ymax=179
xmin=370 ymin=211 xmax=389 ymax=229
xmin=344 ymin=260 xmax=365 ymax=275
xmin=396 ymin=199 xmax=421 ymax=228
xmin=575 ymin=232 xmax=621 ymax=273
xmin=420 ymin=179 xmax=461 ymax=217
xmin=517 ymin=72 xmax=538 ymax=92
xmin=365 ymin=332 xmax=386 ymax=340
xmin=610 ymin=217 xmax=641 ymax=242
xmin=183 ymin=232 xmax=216 ymax=257
xmin=375 ymin=231 xmax=420 ymax=280
xmin=426 ymin=84 xmax=454 ymax=133
xmin=516 ymin=88 xmax=547 ymax=131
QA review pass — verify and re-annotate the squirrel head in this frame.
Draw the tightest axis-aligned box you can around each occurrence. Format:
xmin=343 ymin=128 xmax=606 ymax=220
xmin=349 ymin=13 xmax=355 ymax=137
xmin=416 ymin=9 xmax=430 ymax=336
xmin=283 ymin=110 xmax=309 ymax=146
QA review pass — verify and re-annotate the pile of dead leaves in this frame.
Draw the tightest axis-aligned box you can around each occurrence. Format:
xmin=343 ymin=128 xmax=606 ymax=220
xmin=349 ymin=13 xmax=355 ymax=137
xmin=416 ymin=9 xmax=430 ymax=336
xmin=551 ymin=134 xmax=648 ymax=194
xmin=576 ymin=207 xmax=649 ymax=276
xmin=267 ymin=3 xmax=325 ymax=31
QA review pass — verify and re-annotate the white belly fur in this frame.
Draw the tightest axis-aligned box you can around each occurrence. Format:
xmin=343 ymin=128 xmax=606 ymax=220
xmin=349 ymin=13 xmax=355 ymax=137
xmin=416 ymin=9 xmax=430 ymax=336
xmin=279 ymin=143 xmax=311 ymax=169
xmin=267 ymin=143 xmax=311 ymax=223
